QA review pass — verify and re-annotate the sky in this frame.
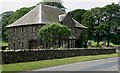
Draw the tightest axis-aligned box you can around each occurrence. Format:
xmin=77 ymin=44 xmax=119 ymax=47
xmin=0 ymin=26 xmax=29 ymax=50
xmin=0 ymin=0 xmax=120 ymax=14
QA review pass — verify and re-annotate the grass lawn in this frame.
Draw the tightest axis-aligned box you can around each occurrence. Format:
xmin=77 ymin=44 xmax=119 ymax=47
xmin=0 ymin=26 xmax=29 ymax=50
xmin=0 ymin=42 xmax=8 ymax=46
xmin=2 ymin=53 xmax=118 ymax=72
xmin=90 ymin=40 xmax=120 ymax=47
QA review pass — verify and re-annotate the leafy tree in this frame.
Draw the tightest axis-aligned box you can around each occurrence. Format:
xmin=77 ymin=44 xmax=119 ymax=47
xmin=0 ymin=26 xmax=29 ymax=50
xmin=82 ymin=3 xmax=120 ymax=46
xmin=40 ymin=0 xmax=65 ymax=11
xmin=82 ymin=10 xmax=94 ymax=40
xmin=82 ymin=7 xmax=104 ymax=46
xmin=38 ymin=23 xmax=72 ymax=48
xmin=1 ymin=11 xmax=14 ymax=41
xmin=101 ymin=3 xmax=120 ymax=46
xmin=7 ymin=7 xmax=33 ymax=24
xmin=79 ymin=32 xmax=88 ymax=48
xmin=70 ymin=9 xmax=87 ymax=23
xmin=111 ymin=28 xmax=120 ymax=45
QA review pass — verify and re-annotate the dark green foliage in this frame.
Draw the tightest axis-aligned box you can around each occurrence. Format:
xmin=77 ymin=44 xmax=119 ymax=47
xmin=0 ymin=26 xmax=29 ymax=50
xmin=1 ymin=11 xmax=14 ymax=41
xmin=7 ymin=7 xmax=33 ymax=24
xmin=82 ymin=3 xmax=120 ymax=46
xmin=41 ymin=2 xmax=65 ymax=8
xmin=70 ymin=9 xmax=87 ymax=23
xmin=41 ymin=0 xmax=65 ymax=9
xmin=102 ymin=3 xmax=120 ymax=46
xmin=82 ymin=7 xmax=104 ymax=45
xmin=79 ymin=32 xmax=88 ymax=48
xmin=111 ymin=29 xmax=120 ymax=45
xmin=38 ymin=24 xmax=72 ymax=48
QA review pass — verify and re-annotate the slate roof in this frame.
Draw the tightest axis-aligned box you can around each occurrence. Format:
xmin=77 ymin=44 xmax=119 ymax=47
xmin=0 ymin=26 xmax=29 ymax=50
xmin=6 ymin=4 xmax=87 ymax=29
xmin=72 ymin=18 xmax=88 ymax=29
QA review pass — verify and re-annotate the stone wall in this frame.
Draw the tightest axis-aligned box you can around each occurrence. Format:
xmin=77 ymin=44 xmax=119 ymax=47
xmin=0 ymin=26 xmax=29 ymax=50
xmin=8 ymin=24 xmax=44 ymax=50
xmin=75 ymin=28 xmax=86 ymax=39
xmin=2 ymin=49 xmax=116 ymax=64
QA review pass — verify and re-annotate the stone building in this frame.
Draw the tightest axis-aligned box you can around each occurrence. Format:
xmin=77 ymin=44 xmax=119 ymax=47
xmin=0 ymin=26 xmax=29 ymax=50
xmin=6 ymin=4 xmax=87 ymax=50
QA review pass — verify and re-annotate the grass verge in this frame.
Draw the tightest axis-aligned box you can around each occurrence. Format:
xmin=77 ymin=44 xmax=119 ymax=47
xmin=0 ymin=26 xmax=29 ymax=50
xmin=2 ymin=53 xmax=118 ymax=72
xmin=0 ymin=42 xmax=8 ymax=46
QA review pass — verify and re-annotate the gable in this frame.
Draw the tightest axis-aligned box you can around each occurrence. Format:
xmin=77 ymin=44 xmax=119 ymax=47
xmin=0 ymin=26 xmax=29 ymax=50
xmin=61 ymin=13 xmax=75 ymax=29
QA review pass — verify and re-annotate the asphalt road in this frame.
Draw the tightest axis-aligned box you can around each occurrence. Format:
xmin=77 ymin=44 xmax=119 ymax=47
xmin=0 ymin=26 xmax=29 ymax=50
xmin=34 ymin=57 xmax=119 ymax=71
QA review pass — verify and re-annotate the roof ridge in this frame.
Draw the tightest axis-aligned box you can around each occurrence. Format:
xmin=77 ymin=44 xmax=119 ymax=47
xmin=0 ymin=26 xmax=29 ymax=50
xmin=6 ymin=3 xmax=65 ymax=27
xmin=39 ymin=3 xmax=65 ymax=12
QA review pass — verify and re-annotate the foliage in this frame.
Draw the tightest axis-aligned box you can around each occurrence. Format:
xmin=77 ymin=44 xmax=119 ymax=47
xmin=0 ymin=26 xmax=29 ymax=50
xmin=40 ymin=0 xmax=65 ymax=11
xmin=0 ymin=42 xmax=8 ymax=46
xmin=78 ymin=32 xmax=88 ymax=48
xmin=38 ymin=23 xmax=72 ymax=48
xmin=1 ymin=11 xmax=14 ymax=41
xmin=82 ymin=7 xmax=104 ymax=46
xmin=102 ymin=3 xmax=120 ymax=46
xmin=82 ymin=3 xmax=120 ymax=46
xmin=111 ymin=29 xmax=120 ymax=45
xmin=70 ymin=9 xmax=87 ymax=23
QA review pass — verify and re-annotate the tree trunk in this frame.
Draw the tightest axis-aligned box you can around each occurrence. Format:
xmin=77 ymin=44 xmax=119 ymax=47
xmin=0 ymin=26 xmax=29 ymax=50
xmin=107 ymin=36 xmax=110 ymax=47
xmin=107 ymin=22 xmax=111 ymax=47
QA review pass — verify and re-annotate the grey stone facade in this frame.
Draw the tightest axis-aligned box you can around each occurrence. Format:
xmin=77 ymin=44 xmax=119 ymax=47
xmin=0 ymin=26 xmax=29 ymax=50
xmin=7 ymin=4 xmax=87 ymax=49
xmin=8 ymin=25 xmax=43 ymax=49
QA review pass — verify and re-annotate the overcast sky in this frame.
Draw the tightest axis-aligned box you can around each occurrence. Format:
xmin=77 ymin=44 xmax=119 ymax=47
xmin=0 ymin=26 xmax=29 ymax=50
xmin=0 ymin=0 xmax=120 ymax=14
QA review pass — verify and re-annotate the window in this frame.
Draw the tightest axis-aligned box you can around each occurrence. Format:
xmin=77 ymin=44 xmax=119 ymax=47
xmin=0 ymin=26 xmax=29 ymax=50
xmin=32 ymin=26 xmax=35 ymax=31
xmin=13 ymin=28 xmax=16 ymax=33
xmin=21 ymin=42 xmax=24 ymax=47
xmin=21 ymin=27 xmax=24 ymax=32
xmin=13 ymin=42 xmax=15 ymax=47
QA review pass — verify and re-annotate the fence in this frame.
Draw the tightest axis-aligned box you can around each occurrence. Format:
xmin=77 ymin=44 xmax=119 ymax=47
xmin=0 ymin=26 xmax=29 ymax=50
xmin=1 ymin=49 xmax=116 ymax=64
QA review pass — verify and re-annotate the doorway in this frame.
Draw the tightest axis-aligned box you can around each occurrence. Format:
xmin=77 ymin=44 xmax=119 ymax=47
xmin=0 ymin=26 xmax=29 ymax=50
xmin=29 ymin=40 xmax=37 ymax=49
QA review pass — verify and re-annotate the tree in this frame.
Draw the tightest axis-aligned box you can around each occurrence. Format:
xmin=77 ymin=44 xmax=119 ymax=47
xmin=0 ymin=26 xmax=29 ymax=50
xmin=102 ymin=3 xmax=120 ymax=46
xmin=40 ymin=0 xmax=65 ymax=11
xmin=82 ymin=7 xmax=104 ymax=46
xmin=70 ymin=9 xmax=87 ymax=23
xmin=82 ymin=10 xmax=94 ymax=40
xmin=111 ymin=28 xmax=120 ymax=45
xmin=38 ymin=23 xmax=72 ymax=48
xmin=1 ymin=11 xmax=14 ymax=41
xmin=82 ymin=3 xmax=120 ymax=46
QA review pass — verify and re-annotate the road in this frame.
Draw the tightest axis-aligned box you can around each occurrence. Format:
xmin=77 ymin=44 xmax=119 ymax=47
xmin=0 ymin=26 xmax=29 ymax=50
xmin=34 ymin=57 xmax=119 ymax=71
